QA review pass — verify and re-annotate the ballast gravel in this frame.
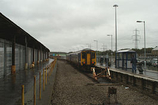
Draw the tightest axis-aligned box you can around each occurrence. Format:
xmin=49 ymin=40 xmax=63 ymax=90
xmin=51 ymin=60 xmax=158 ymax=105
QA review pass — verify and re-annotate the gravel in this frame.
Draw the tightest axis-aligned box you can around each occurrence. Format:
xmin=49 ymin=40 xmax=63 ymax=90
xmin=51 ymin=60 xmax=158 ymax=105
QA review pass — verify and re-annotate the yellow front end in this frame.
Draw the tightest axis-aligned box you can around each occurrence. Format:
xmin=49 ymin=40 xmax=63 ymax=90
xmin=91 ymin=51 xmax=96 ymax=66
xmin=87 ymin=53 xmax=91 ymax=65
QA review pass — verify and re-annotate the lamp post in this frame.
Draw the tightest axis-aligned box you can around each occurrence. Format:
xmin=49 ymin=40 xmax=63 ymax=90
xmin=94 ymin=40 xmax=98 ymax=51
xmin=136 ymin=21 xmax=146 ymax=70
xmin=113 ymin=4 xmax=118 ymax=68
xmin=86 ymin=44 xmax=91 ymax=49
xmin=107 ymin=35 xmax=113 ymax=51
xmin=107 ymin=35 xmax=113 ymax=65
xmin=94 ymin=40 xmax=98 ymax=62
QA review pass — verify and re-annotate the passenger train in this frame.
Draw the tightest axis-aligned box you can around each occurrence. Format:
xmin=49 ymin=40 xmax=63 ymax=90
xmin=66 ymin=48 xmax=96 ymax=71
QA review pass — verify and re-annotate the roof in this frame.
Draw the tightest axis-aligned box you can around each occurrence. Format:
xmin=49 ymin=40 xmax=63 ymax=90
xmin=152 ymin=46 xmax=158 ymax=51
xmin=50 ymin=52 xmax=67 ymax=54
xmin=82 ymin=48 xmax=94 ymax=51
xmin=0 ymin=12 xmax=49 ymax=52
xmin=117 ymin=49 xmax=135 ymax=53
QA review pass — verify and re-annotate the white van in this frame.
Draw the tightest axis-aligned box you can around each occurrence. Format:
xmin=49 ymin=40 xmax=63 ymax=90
xmin=151 ymin=58 xmax=158 ymax=67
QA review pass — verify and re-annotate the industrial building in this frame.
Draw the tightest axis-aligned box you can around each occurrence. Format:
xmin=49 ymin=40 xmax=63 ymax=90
xmin=50 ymin=52 xmax=67 ymax=59
xmin=0 ymin=13 xmax=50 ymax=78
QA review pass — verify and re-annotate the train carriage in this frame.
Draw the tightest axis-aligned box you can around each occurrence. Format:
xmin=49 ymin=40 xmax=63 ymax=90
xmin=67 ymin=48 xmax=96 ymax=71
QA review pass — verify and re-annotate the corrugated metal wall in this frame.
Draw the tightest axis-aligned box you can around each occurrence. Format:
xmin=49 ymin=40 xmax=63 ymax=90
xmin=0 ymin=39 xmax=4 ymax=78
xmin=0 ymin=38 xmax=48 ymax=78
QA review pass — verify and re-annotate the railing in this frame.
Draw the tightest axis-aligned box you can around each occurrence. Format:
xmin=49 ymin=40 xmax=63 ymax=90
xmin=21 ymin=58 xmax=57 ymax=105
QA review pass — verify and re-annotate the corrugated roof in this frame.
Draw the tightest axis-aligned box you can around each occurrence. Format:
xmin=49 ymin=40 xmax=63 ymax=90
xmin=0 ymin=12 xmax=49 ymax=52
xmin=117 ymin=49 xmax=135 ymax=53
xmin=152 ymin=46 xmax=158 ymax=51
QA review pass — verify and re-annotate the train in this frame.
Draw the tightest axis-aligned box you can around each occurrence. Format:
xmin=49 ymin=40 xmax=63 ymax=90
xmin=66 ymin=48 xmax=96 ymax=71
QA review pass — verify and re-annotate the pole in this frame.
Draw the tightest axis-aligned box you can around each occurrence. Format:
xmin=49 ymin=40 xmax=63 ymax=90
xmin=94 ymin=40 xmax=98 ymax=62
xmin=136 ymin=21 xmax=146 ymax=70
xmin=43 ymin=69 xmax=45 ymax=91
xmin=144 ymin=21 xmax=146 ymax=70
xmin=114 ymin=7 xmax=117 ymax=53
xmin=113 ymin=4 xmax=118 ymax=68
xmin=39 ymin=72 xmax=41 ymax=100
xmin=34 ymin=76 xmax=36 ymax=105
xmin=45 ymin=68 xmax=47 ymax=85
xmin=111 ymin=35 xmax=112 ymax=66
xmin=22 ymin=85 xmax=24 ymax=105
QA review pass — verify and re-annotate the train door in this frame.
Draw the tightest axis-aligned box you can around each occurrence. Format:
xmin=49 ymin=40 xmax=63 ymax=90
xmin=87 ymin=53 xmax=91 ymax=65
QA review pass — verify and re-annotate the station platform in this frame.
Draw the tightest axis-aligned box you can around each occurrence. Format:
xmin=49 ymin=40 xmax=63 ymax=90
xmin=96 ymin=63 xmax=158 ymax=80
xmin=0 ymin=59 xmax=54 ymax=105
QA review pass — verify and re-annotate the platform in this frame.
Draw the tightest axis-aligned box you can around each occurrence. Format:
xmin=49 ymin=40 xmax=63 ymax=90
xmin=96 ymin=63 xmax=158 ymax=80
xmin=0 ymin=59 xmax=54 ymax=105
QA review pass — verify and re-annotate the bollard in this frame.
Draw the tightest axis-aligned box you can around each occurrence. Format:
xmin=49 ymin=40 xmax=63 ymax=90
xmin=39 ymin=72 xmax=41 ymax=100
xmin=92 ymin=68 xmax=97 ymax=80
xmin=43 ymin=69 xmax=45 ymax=91
xmin=45 ymin=68 xmax=47 ymax=85
xmin=34 ymin=76 xmax=36 ymax=105
xmin=22 ymin=85 xmax=24 ymax=105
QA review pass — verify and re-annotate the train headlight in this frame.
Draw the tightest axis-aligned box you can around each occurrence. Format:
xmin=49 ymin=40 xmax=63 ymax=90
xmin=92 ymin=62 xmax=95 ymax=64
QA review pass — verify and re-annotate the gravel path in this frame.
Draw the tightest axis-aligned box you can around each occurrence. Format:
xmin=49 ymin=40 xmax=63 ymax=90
xmin=51 ymin=60 xmax=158 ymax=105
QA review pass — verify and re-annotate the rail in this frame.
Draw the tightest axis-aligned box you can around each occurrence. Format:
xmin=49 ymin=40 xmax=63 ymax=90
xmin=21 ymin=58 xmax=57 ymax=105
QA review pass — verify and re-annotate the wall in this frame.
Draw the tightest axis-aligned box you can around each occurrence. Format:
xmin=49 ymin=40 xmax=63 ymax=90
xmin=0 ymin=38 xmax=48 ymax=78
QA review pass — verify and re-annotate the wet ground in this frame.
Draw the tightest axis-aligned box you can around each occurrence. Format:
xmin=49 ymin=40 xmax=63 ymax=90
xmin=0 ymin=59 xmax=53 ymax=105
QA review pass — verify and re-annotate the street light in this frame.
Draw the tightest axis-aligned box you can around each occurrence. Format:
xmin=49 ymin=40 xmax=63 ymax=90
xmin=107 ymin=35 xmax=113 ymax=51
xmin=136 ymin=21 xmax=146 ymax=70
xmin=94 ymin=40 xmax=98 ymax=51
xmin=113 ymin=4 xmax=118 ymax=68
xmin=86 ymin=43 xmax=91 ymax=49
xmin=107 ymin=35 xmax=113 ymax=66
xmin=94 ymin=40 xmax=98 ymax=62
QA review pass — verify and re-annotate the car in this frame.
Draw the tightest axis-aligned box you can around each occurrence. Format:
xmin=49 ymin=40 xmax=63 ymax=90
xmin=151 ymin=58 xmax=158 ymax=67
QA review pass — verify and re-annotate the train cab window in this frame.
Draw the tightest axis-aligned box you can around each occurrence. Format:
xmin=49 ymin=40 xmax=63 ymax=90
xmin=82 ymin=52 xmax=86 ymax=58
xmin=91 ymin=52 xmax=95 ymax=59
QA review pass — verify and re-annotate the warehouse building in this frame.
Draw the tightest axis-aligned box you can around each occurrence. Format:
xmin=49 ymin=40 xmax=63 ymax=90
xmin=0 ymin=13 xmax=50 ymax=78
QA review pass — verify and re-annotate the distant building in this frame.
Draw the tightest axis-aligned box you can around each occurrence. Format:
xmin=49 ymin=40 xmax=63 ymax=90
xmin=152 ymin=46 xmax=158 ymax=56
xmin=50 ymin=52 xmax=67 ymax=59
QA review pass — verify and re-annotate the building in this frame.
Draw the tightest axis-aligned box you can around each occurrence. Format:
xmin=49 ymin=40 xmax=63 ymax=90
xmin=50 ymin=52 xmax=67 ymax=59
xmin=152 ymin=46 xmax=158 ymax=56
xmin=0 ymin=13 xmax=50 ymax=78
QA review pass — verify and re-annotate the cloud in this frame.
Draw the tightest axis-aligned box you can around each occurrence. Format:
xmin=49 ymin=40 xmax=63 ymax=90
xmin=0 ymin=0 xmax=158 ymax=52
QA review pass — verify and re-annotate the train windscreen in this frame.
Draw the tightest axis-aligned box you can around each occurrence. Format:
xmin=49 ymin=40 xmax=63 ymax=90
xmin=91 ymin=52 xmax=95 ymax=59
xmin=82 ymin=52 xmax=86 ymax=59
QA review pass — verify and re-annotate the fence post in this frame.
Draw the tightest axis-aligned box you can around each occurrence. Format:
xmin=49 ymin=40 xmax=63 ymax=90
xmin=22 ymin=85 xmax=24 ymax=105
xmin=43 ymin=69 xmax=45 ymax=91
xmin=46 ymin=68 xmax=47 ymax=85
xmin=39 ymin=72 xmax=41 ymax=100
xmin=34 ymin=76 xmax=36 ymax=105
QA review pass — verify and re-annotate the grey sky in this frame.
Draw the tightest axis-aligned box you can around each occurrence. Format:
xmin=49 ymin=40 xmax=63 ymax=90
xmin=0 ymin=0 xmax=158 ymax=52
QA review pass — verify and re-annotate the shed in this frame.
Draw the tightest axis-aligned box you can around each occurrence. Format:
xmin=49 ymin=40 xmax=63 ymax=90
xmin=116 ymin=49 xmax=136 ymax=70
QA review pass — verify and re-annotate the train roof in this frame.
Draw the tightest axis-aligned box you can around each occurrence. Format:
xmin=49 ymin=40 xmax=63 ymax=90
xmin=67 ymin=48 xmax=95 ymax=55
xmin=81 ymin=48 xmax=94 ymax=51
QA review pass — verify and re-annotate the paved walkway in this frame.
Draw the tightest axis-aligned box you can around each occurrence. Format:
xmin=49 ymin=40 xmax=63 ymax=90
xmin=0 ymin=59 xmax=53 ymax=105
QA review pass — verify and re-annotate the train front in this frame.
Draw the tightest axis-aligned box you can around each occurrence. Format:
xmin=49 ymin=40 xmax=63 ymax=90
xmin=81 ymin=49 xmax=96 ymax=68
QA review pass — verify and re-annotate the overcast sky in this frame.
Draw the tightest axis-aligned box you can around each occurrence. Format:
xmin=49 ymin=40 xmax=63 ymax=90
xmin=0 ymin=0 xmax=158 ymax=52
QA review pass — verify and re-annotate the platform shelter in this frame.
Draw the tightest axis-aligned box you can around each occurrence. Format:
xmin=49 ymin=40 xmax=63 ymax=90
xmin=116 ymin=49 xmax=136 ymax=70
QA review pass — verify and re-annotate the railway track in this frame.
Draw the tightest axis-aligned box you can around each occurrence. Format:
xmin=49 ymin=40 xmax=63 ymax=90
xmin=72 ymin=64 xmax=113 ymax=84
